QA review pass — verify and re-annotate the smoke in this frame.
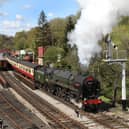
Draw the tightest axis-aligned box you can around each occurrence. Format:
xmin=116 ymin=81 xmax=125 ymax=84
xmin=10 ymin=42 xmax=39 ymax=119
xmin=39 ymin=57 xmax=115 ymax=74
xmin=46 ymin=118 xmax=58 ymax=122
xmin=68 ymin=0 xmax=129 ymax=67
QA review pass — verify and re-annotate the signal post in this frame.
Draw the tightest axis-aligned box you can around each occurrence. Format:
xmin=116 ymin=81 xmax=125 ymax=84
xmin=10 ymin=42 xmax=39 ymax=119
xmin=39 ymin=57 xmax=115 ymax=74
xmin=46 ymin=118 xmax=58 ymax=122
xmin=104 ymin=34 xmax=127 ymax=111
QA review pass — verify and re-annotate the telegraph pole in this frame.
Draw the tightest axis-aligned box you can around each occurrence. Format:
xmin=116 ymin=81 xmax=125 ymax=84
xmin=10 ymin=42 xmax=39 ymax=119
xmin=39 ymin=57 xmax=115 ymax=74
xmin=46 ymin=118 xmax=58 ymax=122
xmin=104 ymin=34 xmax=127 ymax=111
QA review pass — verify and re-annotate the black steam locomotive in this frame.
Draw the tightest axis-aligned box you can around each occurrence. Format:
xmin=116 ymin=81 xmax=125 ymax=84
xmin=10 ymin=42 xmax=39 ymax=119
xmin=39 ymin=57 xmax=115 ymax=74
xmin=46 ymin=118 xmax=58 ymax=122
xmin=7 ymin=56 xmax=103 ymax=112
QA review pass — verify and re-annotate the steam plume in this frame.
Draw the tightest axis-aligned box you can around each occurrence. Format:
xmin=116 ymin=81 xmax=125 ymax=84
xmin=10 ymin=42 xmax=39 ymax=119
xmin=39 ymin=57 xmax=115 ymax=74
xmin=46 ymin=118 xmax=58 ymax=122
xmin=68 ymin=0 xmax=129 ymax=66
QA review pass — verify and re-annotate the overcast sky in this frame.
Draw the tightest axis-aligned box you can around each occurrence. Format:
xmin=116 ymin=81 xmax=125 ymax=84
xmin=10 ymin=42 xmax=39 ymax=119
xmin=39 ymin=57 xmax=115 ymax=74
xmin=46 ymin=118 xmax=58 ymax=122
xmin=0 ymin=0 xmax=79 ymax=36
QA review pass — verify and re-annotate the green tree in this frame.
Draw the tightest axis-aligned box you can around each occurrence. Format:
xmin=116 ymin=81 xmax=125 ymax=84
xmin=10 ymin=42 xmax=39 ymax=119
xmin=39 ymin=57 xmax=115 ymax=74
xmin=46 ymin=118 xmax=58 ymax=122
xmin=63 ymin=16 xmax=75 ymax=52
xmin=49 ymin=18 xmax=66 ymax=47
xmin=44 ymin=46 xmax=64 ymax=64
xmin=14 ymin=31 xmax=28 ymax=50
xmin=63 ymin=45 xmax=79 ymax=70
xmin=26 ymin=28 xmax=37 ymax=51
xmin=38 ymin=10 xmax=47 ymax=27
xmin=0 ymin=34 xmax=14 ymax=49
xmin=35 ymin=10 xmax=52 ymax=48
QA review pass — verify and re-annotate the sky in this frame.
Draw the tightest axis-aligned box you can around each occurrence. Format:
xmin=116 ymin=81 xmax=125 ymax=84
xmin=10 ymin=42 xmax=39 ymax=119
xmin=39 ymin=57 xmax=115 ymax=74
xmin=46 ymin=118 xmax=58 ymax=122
xmin=0 ymin=0 xmax=79 ymax=36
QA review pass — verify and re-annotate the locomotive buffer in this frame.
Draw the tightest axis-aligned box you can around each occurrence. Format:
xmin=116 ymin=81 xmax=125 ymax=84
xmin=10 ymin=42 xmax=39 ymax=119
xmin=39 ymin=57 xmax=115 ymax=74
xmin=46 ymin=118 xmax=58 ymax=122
xmin=104 ymin=34 xmax=127 ymax=111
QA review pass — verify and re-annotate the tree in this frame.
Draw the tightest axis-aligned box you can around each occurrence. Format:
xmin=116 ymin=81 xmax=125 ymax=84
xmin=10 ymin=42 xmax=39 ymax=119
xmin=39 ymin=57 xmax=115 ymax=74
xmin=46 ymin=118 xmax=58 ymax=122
xmin=35 ymin=10 xmax=52 ymax=48
xmin=49 ymin=18 xmax=66 ymax=47
xmin=14 ymin=31 xmax=28 ymax=50
xmin=0 ymin=34 xmax=14 ymax=49
xmin=63 ymin=45 xmax=80 ymax=70
xmin=64 ymin=16 xmax=75 ymax=52
xmin=44 ymin=46 xmax=64 ymax=64
xmin=26 ymin=28 xmax=37 ymax=51
xmin=38 ymin=10 xmax=47 ymax=27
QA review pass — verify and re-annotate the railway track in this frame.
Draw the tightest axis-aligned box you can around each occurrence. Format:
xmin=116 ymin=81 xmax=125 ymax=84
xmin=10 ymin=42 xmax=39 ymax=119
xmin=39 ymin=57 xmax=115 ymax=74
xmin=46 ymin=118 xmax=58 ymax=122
xmin=1 ymin=71 xmax=87 ymax=129
xmin=0 ymin=74 xmax=8 ymax=88
xmin=40 ymin=86 xmax=129 ymax=129
xmin=0 ymin=90 xmax=43 ymax=129
xmin=13 ymin=71 xmax=129 ymax=129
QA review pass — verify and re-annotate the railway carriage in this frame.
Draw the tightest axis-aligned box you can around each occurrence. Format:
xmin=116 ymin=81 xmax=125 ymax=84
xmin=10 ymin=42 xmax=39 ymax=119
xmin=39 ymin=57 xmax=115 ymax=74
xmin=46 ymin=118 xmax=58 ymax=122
xmin=6 ymin=56 xmax=38 ymax=80
xmin=17 ymin=61 xmax=38 ymax=80
xmin=6 ymin=56 xmax=18 ymax=69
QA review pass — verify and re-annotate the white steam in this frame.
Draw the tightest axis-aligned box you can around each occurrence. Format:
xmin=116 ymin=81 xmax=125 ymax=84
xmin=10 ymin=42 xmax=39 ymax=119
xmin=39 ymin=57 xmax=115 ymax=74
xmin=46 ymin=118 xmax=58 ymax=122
xmin=68 ymin=0 xmax=129 ymax=66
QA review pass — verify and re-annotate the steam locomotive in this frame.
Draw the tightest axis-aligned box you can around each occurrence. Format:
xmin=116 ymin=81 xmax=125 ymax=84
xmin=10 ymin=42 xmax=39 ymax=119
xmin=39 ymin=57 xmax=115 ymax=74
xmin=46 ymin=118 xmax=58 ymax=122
xmin=6 ymin=56 xmax=103 ymax=112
